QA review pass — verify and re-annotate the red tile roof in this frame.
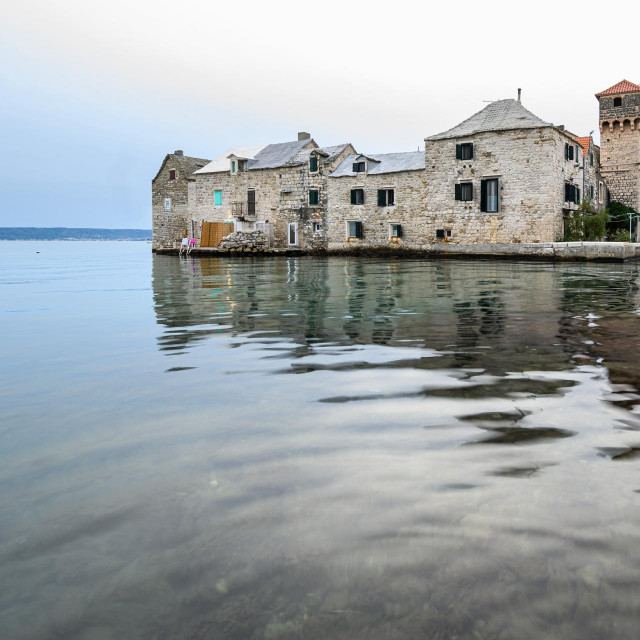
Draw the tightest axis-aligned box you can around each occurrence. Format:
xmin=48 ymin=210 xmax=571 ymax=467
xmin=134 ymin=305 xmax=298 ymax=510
xmin=596 ymin=79 xmax=640 ymax=98
xmin=575 ymin=136 xmax=591 ymax=157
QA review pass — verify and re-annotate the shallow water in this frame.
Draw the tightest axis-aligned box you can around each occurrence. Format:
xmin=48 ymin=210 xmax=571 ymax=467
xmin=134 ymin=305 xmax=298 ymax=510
xmin=2 ymin=241 xmax=640 ymax=639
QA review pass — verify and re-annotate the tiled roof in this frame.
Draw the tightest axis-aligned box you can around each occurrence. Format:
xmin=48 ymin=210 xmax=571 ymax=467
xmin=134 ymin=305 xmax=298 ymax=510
xmin=249 ymin=139 xmax=313 ymax=169
xmin=286 ymin=143 xmax=352 ymax=167
xmin=575 ymin=136 xmax=592 ymax=157
xmin=330 ymin=151 xmax=425 ymax=177
xmin=153 ymin=153 xmax=210 ymax=182
xmin=426 ymin=99 xmax=551 ymax=141
xmin=194 ymin=146 xmax=267 ymax=174
xmin=595 ymin=79 xmax=640 ymax=98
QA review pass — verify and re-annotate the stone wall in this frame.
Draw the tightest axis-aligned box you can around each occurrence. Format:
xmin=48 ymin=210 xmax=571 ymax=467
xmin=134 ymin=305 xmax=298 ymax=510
xmin=218 ymin=230 xmax=270 ymax=252
xmin=152 ymin=154 xmax=205 ymax=250
xmin=193 ymin=142 xmax=354 ymax=250
xmin=599 ymin=120 xmax=640 ymax=210
xmin=326 ymin=170 xmax=426 ymax=250
xmin=422 ymin=128 xmax=568 ymax=245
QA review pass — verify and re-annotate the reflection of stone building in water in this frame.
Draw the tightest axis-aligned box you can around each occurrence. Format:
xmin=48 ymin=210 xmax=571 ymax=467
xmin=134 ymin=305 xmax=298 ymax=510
xmin=152 ymin=255 xmax=569 ymax=375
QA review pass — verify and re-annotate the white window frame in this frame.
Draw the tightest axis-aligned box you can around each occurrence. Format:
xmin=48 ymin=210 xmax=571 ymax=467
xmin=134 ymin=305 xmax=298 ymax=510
xmin=164 ymin=198 xmax=171 ymax=211
xmin=389 ymin=223 xmax=401 ymax=239
xmin=287 ymin=222 xmax=298 ymax=246
xmin=313 ymin=222 xmax=322 ymax=233
xmin=346 ymin=220 xmax=359 ymax=239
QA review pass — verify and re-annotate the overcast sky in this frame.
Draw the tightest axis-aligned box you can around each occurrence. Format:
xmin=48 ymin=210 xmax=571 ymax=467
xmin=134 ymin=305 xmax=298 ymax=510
xmin=1 ymin=0 xmax=637 ymax=229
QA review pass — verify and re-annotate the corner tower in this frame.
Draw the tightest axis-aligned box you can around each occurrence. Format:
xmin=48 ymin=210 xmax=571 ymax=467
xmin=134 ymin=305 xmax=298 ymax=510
xmin=597 ymin=79 xmax=640 ymax=210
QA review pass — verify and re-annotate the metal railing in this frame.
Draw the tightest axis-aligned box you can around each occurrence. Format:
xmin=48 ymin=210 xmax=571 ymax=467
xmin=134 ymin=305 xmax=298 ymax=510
xmin=231 ymin=202 xmax=256 ymax=220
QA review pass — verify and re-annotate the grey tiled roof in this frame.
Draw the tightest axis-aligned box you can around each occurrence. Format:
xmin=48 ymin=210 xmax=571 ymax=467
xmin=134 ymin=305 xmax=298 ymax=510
xmin=426 ymin=99 xmax=552 ymax=141
xmin=249 ymin=139 xmax=312 ymax=169
xmin=152 ymin=153 xmax=210 ymax=182
xmin=330 ymin=151 xmax=425 ymax=177
xmin=286 ymin=143 xmax=352 ymax=167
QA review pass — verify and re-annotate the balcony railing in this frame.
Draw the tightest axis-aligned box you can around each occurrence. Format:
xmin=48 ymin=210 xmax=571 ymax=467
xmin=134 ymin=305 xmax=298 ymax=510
xmin=231 ymin=201 xmax=256 ymax=220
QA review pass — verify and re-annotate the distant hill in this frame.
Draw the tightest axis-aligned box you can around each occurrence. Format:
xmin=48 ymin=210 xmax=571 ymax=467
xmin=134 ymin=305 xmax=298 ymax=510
xmin=0 ymin=228 xmax=152 ymax=241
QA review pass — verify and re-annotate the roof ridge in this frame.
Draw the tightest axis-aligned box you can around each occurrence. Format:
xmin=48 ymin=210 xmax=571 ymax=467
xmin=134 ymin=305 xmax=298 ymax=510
xmin=596 ymin=79 xmax=640 ymax=97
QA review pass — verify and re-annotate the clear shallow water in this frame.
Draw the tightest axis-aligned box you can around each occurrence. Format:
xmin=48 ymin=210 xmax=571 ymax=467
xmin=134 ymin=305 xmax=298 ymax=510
xmin=2 ymin=242 xmax=640 ymax=639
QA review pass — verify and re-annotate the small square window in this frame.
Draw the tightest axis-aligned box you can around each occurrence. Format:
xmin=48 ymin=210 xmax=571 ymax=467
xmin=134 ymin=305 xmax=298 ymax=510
xmin=164 ymin=198 xmax=171 ymax=211
xmin=347 ymin=221 xmax=363 ymax=238
xmin=214 ymin=190 xmax=222 ymax=206
xmin=350 ymin=189 xmax=364 ymax=205
xmin=378 ymin=189 xmax=395 ymax=207
xmin=309 ymin=156 xmax=318 ymax=172
xmin=309 ymin=189 xmax=319 ymax=206
xmin=169 ymin=169 xmax=176 ymax=181
xmin=390 ymin=223 xmax=402 ymax=238
xmin=455 ymin=182 xmax=473 ymax=202
xmin=456 ymin=143 xmax=473 ymax=160
xmin=436 ymin=229 xmax=452 ymax=239
xmin=313 ymin=222 xmax=321 ymax=233
xmin=352 ymin=161 xmax=366 ymax=173
xmin=613 ymin=97 xmax=622 ymax=107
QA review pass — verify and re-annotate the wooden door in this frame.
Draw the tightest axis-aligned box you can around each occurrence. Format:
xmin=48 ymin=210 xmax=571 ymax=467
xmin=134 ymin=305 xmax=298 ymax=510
xmin=201 ymin=222 xmax=235 ymax=247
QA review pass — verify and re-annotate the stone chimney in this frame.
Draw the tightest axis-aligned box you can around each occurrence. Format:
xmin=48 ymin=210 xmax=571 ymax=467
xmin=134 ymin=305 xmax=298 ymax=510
xmin=174 ymin=150 xmax=184 ymax=156
xmin=517 ymin=88 xmax=521 ymax=103
xmin=297 ymin=132 xmax=310 ymax=141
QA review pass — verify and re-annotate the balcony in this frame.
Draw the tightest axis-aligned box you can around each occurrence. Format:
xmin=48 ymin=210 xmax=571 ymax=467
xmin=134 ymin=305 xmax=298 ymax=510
xmin=231 ymin=201 xmax=256 ymax=221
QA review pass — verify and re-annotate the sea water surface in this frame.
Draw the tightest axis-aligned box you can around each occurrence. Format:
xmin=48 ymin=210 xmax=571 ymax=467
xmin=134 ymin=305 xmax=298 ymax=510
xmin=2 ymin=241 xmax=640 ymax=639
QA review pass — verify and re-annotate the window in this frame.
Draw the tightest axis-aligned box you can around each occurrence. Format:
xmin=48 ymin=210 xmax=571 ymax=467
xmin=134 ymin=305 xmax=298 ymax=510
xmin=614 ymin=97 xmax=622 ymax=107
xmin=436 ymin=229 xmax=452 ymax=239
xmin=350 ymin=189 xmax=364 ymax=205
xmin=455 ymin=182 xmax=473 ymax=202
xmin=347 ymin=221 xmax=364 ymax=238
xmin=389 ymin=223 xmax=403 ymax=238
xmin=309 ymin=156 xmax=318 ymax=172
xmin=590 ymin=185 xmax=594 ymax=199
xmin=313 ymin=222 xmax=322 ymax=233
xmin=239 ymin=160 xmax=248 ymax=172
xmin=456 ymin=143 xmax=474 ymax=160
xmin=599 ymin=181 xmax=604 ymax=203
xmin=309 ymin=189 xmax=319 ymax=206
xmin=214 ymin=190 xmax=222 ymax=206
xmin=590 ymin=152 xmax=594 ymax=167
xmin=231 ymin=160 xmax=236 ymax=174
xmin=377 ymin=189 xmax=395 ymax=207
xmin=169 ymin=169 xmax=176 ymax=181
xmin=564 ymin=183 xmax=580 ymax=204
xmin=481 ymin=178 xmax=499 ymax=212
xmin=564 ymin=143 xmax=575 ymax=161
xmin=164 ymin=198 xmax=171 ymax=211
xmin=352 ymin=161 xmax=366 ymax=173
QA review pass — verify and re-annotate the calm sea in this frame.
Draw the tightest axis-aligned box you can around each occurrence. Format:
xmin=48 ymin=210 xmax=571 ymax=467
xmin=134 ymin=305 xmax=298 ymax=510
xmin=2 ymin=241 xmax=640 ymax=640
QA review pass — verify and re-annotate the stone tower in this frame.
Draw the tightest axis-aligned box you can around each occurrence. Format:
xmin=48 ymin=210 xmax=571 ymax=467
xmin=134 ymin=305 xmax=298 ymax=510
xmin=597 ymin=79 xmax=640 ymax=210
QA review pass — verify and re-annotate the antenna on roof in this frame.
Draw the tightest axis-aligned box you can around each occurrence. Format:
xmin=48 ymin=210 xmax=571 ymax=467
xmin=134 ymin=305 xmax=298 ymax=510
xmin=517 ymin=88 xmax=522 ymax=103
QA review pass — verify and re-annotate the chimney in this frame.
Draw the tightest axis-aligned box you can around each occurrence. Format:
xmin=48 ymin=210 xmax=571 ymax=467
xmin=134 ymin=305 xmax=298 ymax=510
xmin=557 ymin=125 xmax=565 ymax=131
xmin=174 ymin=150 xmax=184 ymax=156
xmin=297 ymin=132 xmax=310 ymax=141
xmin=517 ymin=88 xmax=521 ymax=103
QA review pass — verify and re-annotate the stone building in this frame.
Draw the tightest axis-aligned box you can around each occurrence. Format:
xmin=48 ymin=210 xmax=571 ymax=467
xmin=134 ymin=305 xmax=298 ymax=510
xmin=597 ymin=79 xmax=640 ymax=211
xmin=326 ymin=152 xmax=426 ymax=249
xmin=570 ymin=133 xmax=605 ymax=208
xmin=151 ymin=150 xmax=210 ymax=250
xmin=422 ymin=99 xmax=594 ymax=244
xmin=193 ymin=134 xmax=354 ymax=249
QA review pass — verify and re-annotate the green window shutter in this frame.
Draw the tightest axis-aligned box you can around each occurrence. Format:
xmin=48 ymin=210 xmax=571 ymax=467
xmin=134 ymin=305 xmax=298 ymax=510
xmin=355 ymin=221 xmax=363 ymax=238
xmin=351 ymin=189 xmax=357 ymax=205
xmin=378 ymin=190 xmax=386 ymax=207
xmin=310 ymin=157 xmax=318 ymax=172
xmin=456 ymin=144 xmax=462 ymax=160
xmin=455 ymin=183 xmax=462 ymax=201
xmin=388 ymin=189 xmax=394 ymax=206
xmin=480 ymin=180 xmax=487 ymax=212
xmin=396 ymin=224 xmax=403 ymax=238
xmin=214 ymin=190 xmax=222 ymax=206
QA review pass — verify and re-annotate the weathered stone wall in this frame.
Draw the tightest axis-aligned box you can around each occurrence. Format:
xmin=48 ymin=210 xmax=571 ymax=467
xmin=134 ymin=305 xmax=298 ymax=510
xmin=599 ymin=119 xmax=640 ymax=210
xmin=218 ymin=230 xmax=270 ymax=252
xmin=152 ymin=158 xmax=197 ymax=249
xmin=422 ymin=128 xmax=568 ymax=245
xmin=193 ymin=142 xmax=354 ymax=249
xmin=326 ymin=170 xmax=426 ymax=250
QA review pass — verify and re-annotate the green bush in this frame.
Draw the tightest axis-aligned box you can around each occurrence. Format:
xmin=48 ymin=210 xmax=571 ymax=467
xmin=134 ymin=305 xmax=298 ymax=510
xmin=563 ymin=202 xmax=609 ymax=241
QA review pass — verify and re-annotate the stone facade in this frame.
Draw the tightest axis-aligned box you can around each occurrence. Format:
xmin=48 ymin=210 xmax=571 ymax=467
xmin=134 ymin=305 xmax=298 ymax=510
xmin=598 ymin=85 xmax=640 ymax=210
xmin=151 ymin=151 xmax=209 ymax=250
xmin=193 ymin=140 xmax=354 ymax=250
xmin=217 ymin=230 xmax=270 ymax=252
xmin=327 ymin=165 xmax=426 ymax=250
